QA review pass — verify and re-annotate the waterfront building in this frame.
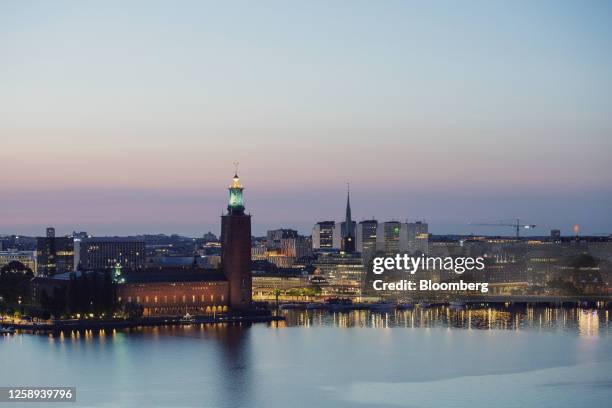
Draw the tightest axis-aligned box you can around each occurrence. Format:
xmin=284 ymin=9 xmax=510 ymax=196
xmin=252 ymin=270 xmax=310 ymax=300
xmin=220 ymin=170 xmax=253 ymax=311
xmin=313 ymin=251 xmax=364 ymax=296
xmin=115 ymin=171 xmax=254 ymax=315
xmin=116 ymin=268 xmax=229 ymax=316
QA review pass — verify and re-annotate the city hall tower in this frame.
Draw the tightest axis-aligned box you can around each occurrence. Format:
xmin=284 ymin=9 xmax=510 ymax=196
xmin=220 ymin=169 xmax=252 ymax=311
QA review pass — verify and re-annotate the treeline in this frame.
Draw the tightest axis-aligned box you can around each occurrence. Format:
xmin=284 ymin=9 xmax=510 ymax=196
xmin=0 ymin=261 xmax=119 ymax=320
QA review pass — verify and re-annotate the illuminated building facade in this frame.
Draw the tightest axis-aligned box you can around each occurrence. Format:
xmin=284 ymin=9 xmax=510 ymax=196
xmin=376 ymin=221 xmax=401 ymax=254
xmin=404 ymin=221 xmax=429 ymax=255
xmin=36 ymin=227 xmax=74 ymax=276
xmin=0 ymin=250 xmax=37 ymax=273
xmin=356 ymin=220 xmax=378 ymax=259
xmin=116 ymin=269 xmax=229 ymax=316
xmin=312 ymin=221 xmax=335 ymax=249
xmin=79 ymin=238 xmax=145 ymax=271
xmin=313 ymin=251 xmax=364 ymax=296
xmin=115 ymin=171 xmax=254 ymax=315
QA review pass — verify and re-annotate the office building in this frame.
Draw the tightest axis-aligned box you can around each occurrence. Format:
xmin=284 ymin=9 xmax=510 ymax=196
xmin=356 ymin=220 xmax=378 ymax=258
xmin=405 ymin=221 xmax=429 ymax=255
xmin=312 ymin=221 xmax=335 ymax=249
xmin=0 ymin=250 xmax=37 ymax=273
xmin=266 ymin=229 xmax=298 ymax=249
xmin=376 ymin=221 xmax=401 ymax=253
xmin=36 ymin=228 xmax=74 ymax=276
xmin=79 ymin=238 xmax=145 ymax=271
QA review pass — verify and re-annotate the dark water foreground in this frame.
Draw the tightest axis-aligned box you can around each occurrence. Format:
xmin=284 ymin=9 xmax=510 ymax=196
xmin=1 ymin=307 xmax=610 ymax=408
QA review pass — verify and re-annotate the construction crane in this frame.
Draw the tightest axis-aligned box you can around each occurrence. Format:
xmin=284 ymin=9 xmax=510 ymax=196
xmin=470 ymin=219 xmax=536 ymax=239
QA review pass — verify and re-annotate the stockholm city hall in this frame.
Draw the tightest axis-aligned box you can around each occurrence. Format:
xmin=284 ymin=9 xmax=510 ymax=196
xmin=116 ymin=171 xmax=253 ymax=315
xmin=220 ymin=170 xmax=253 ymax=311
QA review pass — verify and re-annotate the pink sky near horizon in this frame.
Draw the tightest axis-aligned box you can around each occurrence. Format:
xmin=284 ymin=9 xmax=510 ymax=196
xmin=1 ymin=1 xmax=611 ymax=236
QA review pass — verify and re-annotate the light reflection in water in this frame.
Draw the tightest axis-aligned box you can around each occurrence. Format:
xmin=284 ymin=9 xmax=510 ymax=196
xmin=280 ymin=307 xmax=610 ymax=336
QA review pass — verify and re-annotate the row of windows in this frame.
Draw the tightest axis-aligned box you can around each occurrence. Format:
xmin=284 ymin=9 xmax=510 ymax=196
xmin=122 ymin=294 xmax=226 ymax=304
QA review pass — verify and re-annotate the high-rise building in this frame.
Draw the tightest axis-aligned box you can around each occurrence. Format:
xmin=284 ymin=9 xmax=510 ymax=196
xmin=376 ymin=221 xmax=401 ymax=253
xmin=36 ymin=228 xmax=74 ymax=276
xmin=79 ymin=238 xmax=145 ymax=271
xmin=220 ymin=171 xmax=252 ymax=311
xmin=266 ymin=229 xmax=298 ymax=249
xmin=312 ymin=221 xmax=335 ymax=249
xmin=281 ymin=236 xmax=312 ymax=259
xmin=404 ymin=221 xmax=429 ymax=255
xmin=356 ymin=220 xmax=378 ymax=258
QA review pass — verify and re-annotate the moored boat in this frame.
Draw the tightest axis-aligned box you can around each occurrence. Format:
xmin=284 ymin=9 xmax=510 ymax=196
xmin=179 ymin=313 xmax=196 ymax=324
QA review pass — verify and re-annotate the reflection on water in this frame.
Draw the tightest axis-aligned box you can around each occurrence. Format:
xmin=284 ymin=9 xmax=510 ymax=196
xmin=1 ymin=307 xmax=611 ymax=408
xmin=281 ymin=307 xmax=610 ymax=335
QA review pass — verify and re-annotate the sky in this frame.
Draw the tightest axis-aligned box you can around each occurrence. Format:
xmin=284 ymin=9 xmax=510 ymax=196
xmin=1 ymin=1 xmax=611 ymax=237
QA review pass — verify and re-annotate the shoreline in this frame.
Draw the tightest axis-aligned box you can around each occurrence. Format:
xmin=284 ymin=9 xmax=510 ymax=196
xmin=5 ymin=314 xmax=285 ymax=333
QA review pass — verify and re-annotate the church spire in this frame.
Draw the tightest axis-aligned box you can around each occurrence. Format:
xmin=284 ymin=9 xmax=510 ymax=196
xmin=345 ymin=182 xmax=352 ymax=232
xmin=342 ymin=182 xmax=355 ymax=252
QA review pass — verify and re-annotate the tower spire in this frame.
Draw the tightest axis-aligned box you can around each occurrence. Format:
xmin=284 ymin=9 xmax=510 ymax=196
xmin=345 ymin=182 xmax=352 ymax=228
xmin=227 ymin=165 xmax=244 ymax=215
xmin=342 ymin=182 xmax=355 ymax=252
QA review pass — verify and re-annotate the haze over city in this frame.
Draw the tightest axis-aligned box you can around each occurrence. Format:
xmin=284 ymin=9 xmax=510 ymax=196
xmin=2 ymin=1 xmax=611 ymax=236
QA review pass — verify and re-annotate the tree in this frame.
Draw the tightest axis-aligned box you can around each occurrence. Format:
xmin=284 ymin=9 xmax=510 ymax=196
xmin=1 ymin=261 xmax=33 ymax=275
xmin=272 ymin=289 xmax=281 ymax=308
xmin=122 ymin=302 xmax=144 ymax=319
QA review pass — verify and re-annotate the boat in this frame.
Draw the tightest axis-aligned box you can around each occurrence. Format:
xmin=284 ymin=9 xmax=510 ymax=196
xmin=418 ymin=301 xmax=432 ymax=308
xmin=179 ymin=313 xmax=196 ymax=324
xmin=369 ymin=301 xmax=396 ymax=313
xmin=0 ymin=326 xmax=16 ymax=334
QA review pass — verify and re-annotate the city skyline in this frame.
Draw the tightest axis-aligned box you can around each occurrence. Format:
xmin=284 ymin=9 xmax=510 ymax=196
xmin=2 ymin=1 xmax=611 ymax=236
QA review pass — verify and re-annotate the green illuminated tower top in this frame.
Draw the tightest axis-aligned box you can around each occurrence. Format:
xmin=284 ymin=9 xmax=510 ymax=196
xmin=227 ymin=163 xmax=245 ymax=215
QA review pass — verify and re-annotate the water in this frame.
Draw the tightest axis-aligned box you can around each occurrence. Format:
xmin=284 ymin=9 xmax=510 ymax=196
xmin=1 ymin=307 xmax=611 ymax=408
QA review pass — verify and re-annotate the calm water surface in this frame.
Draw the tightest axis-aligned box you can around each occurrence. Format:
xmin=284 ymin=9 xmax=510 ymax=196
xmin=1 ymin=307 xmax=611 ymax=408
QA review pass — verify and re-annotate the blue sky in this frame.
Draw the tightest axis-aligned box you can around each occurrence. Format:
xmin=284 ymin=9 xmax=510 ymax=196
xmin=1 ymin=1 xmax=611 ymax=236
